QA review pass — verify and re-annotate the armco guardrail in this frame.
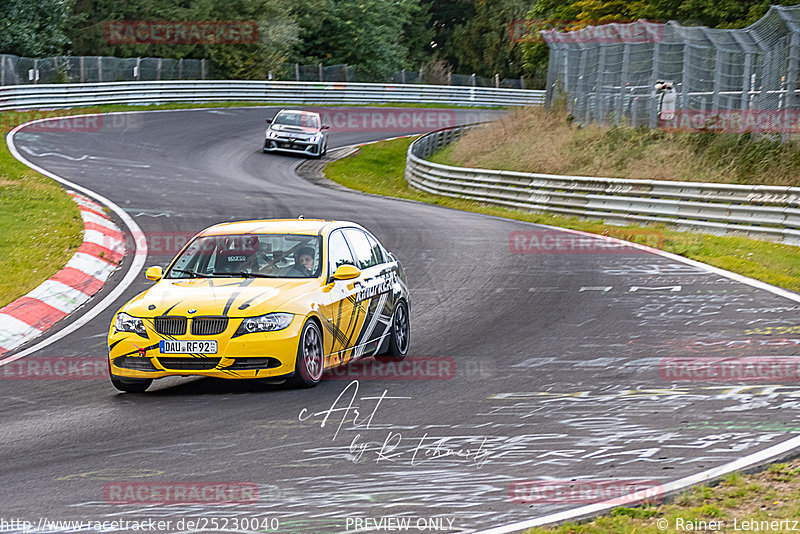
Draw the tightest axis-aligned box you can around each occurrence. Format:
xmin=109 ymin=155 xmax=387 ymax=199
xmin=0 ymin=80 xmax=544 ymax=111
xmin=406 ymin=124 xmax=800 ymax=245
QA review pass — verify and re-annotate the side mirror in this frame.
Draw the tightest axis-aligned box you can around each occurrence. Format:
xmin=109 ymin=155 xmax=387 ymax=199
xmin=332 ymin=264 xmax=361 ymax=280
xmin=265 ymin=118 xmax=272 ymax=124
xmin=145 ymin=266 xmax=163 ymax=281
xmin=321 ymin=124 xmax=330 ymax=130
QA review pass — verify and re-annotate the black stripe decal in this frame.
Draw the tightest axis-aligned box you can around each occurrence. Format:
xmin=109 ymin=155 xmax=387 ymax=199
xmin=222 ymin=279 xmax=255 ymax=316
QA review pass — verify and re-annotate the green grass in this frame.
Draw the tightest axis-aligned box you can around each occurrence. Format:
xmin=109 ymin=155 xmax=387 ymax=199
xmin=0 ymin=136 xmax=83 ymax=308
xmin=325 ymin=137 xmax=800 ymax=292
xmin=520 ymin=459 xmax=800 ymax=533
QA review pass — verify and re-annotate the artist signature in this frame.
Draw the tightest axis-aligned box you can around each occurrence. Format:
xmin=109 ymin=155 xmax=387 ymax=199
xmin=298 ymin=380 xmax=491 ymax=468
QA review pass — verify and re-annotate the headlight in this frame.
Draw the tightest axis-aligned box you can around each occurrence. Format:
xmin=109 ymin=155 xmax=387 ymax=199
xmin=309 ymin=134 xmax=322 ymax=143
xmin=114 ymin=312 xmax=146 ymax=334
xmin=235 ymin=313 xmax=294 ymax=335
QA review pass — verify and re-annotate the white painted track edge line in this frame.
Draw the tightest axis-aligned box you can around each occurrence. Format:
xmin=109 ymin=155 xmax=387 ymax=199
xmin=469 ymin=434 xmax=800 ymax=534
xmin=1 ymin=117 xmax=148 ymax=365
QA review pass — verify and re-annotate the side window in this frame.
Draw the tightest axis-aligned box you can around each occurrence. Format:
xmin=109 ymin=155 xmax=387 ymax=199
xmin=328 ymin=230 xmax=356 ymax=275
xmin=365 ymin=233 xmax=385 ymax=265
xmin=343 ymin=229 xmax=378 ymax=270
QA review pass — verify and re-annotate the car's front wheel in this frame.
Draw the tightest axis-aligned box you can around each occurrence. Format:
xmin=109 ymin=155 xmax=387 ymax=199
xmin=377 ymin=300 xmax=409 ymax=361
xmin=290 ymin=319 xmax=324 ymax=387
xmin=110 ymin=374 xmax=152 ymax=393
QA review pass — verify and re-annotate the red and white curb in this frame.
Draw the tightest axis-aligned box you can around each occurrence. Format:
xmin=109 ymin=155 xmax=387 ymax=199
xmin=0 ymin=192 xmax=125 ymax=356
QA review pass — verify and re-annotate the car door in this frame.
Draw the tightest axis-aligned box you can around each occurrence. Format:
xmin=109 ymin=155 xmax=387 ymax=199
xmin=320 ymin=229 xmax=363 ymax=368
xmin=341 ymin=228 xmax=392 ymax=359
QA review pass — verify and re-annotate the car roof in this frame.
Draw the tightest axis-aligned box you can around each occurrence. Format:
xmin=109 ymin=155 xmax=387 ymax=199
xmin=275 ymin=109 xmax=320 ymax=117
xmin=199 ymin=219 xmax=362 ymax=236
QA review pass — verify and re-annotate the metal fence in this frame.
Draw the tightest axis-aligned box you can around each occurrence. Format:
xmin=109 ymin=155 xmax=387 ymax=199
xmin=0 ymin=53 xmax=538 ymax=89
xmin=542 ymin=5 xmax=800 ymax=129
xmin=0 ymin=55 xmax=209 ymax=85
xmin=249 ymin=62 xmax=535 ymax=88
xmin=406 ymin=124 xmax=800 ymax=245
xmin=0 ymin=81 xmax=545 ymax=111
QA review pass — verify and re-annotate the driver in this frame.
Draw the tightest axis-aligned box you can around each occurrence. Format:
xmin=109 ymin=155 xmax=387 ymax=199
xmin=284 ymin=246 xmax=316 ymax=277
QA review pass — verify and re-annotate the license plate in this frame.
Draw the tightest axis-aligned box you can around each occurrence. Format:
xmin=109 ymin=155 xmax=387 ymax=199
xmin=159 ymin=340 xmax=218 ymax=354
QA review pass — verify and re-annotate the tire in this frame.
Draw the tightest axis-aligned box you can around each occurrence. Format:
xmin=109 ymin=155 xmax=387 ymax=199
xmin=289 ymin=320 xmax=325 ymax=388
xmin=377 ymin=300 xmax=409 ymax=361
xmin=110 ymin=374 xmax=152 ymax=393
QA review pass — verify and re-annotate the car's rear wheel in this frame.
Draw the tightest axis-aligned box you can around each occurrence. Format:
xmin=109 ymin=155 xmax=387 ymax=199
xmin=290 ymin=320 xmax=324 ymax=387
xmin=377 ymin=300 xmax=409 ymax=361
xmin=110 ymin=374 xmax=152 ymax=393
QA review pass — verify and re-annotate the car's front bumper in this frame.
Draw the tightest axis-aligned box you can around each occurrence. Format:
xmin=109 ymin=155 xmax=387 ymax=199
xmin=263 ymin=138 xmax=322 ymax=156
xmin=107 ymin=316 xmax=303 ymax=380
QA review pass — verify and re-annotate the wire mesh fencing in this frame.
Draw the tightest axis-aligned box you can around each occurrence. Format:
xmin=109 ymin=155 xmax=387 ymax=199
xmin=0 ymin=53 xmax=538 ymax=90
xmin=0 ymin=55 xmax=209 ymax=85
xmin=291 ymin=63 xmax=532 ymax=88
xmin=542 ymin=6 xmax=800 ymax=134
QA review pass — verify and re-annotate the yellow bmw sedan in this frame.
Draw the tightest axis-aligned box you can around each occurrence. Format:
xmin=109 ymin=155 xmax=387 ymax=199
xmin=107 ymin=219 xmax=409 ymax=392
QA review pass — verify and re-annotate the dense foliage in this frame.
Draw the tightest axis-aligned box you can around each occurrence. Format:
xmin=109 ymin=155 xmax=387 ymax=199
xmin=3 ymin=0 xmax=800 ymax=83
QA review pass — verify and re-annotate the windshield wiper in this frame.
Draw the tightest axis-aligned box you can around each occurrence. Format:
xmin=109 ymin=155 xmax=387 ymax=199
xmin=170 ymin=268 xmax=209 ymax=278
xmin=208 ymin=271 xmax=279 ymax=278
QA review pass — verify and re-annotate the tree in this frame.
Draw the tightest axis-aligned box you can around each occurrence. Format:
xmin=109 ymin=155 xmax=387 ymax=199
xmin=449 ymin=0 xmax=530 ymax=79
xmin=424 ymin=0 xmax=474 ymax=67
xmin=401 ymin=0 xmax=435 ymax=68
xmin=66 ymin=0 xmax=297 ymax=79
xmin=290 ymin=0 xmax=422 ymax=80
xmin=200 ymin=0 xmax=298 ymax=79
xmin=0 ymin=0 xmax=75 ymax=56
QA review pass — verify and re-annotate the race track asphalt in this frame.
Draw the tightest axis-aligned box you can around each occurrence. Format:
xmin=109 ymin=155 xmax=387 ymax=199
xmin=3 ymin=106 xmax=800 ymax=533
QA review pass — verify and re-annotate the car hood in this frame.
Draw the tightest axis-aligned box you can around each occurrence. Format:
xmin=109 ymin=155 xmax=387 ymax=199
xmin=269 ymin=124 xmax=319 ymax=135
xmin=122 ymin=277 xmax=321 ymax=318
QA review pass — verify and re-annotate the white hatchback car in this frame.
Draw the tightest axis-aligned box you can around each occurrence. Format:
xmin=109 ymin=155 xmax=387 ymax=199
xmin=263 ymin=109 xmax=329 ymax=158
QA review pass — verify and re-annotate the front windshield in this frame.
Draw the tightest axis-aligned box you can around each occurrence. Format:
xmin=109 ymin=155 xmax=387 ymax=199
xmin=166 ymin=234 xmax=322 ymax=279
xmin=272 ymin=112 xmax=320 ymax=129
